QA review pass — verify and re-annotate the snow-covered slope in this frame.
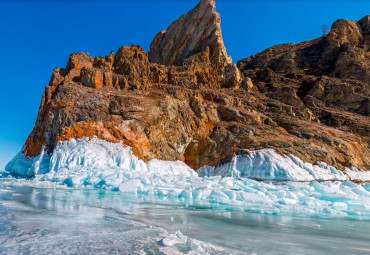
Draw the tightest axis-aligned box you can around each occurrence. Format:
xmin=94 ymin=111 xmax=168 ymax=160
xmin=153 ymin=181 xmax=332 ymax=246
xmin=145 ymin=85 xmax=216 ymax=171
xmin=4 ymin=137 xmax=370 ymax=219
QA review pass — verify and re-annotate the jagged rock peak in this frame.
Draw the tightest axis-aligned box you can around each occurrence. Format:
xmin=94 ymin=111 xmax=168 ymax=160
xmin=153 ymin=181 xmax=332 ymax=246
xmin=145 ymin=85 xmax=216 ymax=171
xmin=149 ymin=0 xmax=232 ymax=68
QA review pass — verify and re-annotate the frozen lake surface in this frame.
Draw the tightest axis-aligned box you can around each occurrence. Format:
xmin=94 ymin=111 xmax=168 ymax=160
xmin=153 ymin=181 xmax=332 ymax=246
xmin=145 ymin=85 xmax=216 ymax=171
xmin=1 ymin=178 xmax=370 ymax=255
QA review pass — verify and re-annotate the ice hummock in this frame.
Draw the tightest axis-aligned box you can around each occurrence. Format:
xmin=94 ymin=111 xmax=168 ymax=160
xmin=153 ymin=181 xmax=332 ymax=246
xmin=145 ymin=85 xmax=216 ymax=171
xmin=6 ymin=138 xmax=197 ymax=188
xmin=4 ymin=137 xmax=370 ymax=219
xmin=197 ymin=149 xmax=348 ymax=181
xmin=159 ymin=230 xmax=227 ymax=254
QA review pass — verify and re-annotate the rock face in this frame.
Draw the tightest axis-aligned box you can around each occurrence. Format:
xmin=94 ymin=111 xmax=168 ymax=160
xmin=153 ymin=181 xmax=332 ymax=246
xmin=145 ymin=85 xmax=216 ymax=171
xmin=149 ymin=0 xmax=231 ymax=68
xmin=237 ymin=16 xmax=370 ymax=170
xmin=20 ymin=1 xmax=369 ymax=172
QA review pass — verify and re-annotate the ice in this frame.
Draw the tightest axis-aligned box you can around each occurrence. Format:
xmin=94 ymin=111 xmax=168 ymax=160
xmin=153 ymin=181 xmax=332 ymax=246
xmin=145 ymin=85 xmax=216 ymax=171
xmin=346 ymin=167 xmax=370 ymax=182
xmin=159 ymin=231 xmax=184 ymax=247
xmin=2 ymin=182 xmax=370 ymax=255
xmin=198 ymin=149 xmax=348 ymax=181
xmin=159 ymin=230 xmax=226 ymax=254
xmin=4 ymin=137 xmax=370 ymax=219
xmin=5 ymin=150 xmax=36 ymax=177
xmin=119 ymin=179 xmax=141 ymax=193
xmin=333 ymin=202 xmax=348 ymax=210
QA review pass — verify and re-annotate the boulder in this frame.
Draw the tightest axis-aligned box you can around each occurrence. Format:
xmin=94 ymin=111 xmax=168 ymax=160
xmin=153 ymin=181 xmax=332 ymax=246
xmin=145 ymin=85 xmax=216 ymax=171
xmin=80 ymin=67 xmax=104 ymax=89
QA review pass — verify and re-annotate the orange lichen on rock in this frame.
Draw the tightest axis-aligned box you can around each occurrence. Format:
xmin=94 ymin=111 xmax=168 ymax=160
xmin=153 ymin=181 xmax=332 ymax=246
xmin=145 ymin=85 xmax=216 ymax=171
xmin=58 ymin=121 xmax=152 ymax=161
xmin=184 ymin=119 xmax=218 ymax=169
xmin=22 ymin=130 xmax=45 ymax=158
xmin=58 ymin=121 xmax=99 ymax=141
xmin=64 ymin=53 xmax=94 ymax=84
xmin=94 ymin=71 xmax=104 ymax=89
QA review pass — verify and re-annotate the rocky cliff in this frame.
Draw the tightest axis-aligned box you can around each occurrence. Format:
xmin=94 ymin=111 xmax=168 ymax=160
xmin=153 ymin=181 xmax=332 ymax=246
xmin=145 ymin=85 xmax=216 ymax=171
xmin=21 ymin=0 xmax=369 ymax=172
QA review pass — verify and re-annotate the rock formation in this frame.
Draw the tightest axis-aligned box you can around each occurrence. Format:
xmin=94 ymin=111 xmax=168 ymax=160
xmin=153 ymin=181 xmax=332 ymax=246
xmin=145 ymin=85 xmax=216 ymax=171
xmin=149 ymin=0 xmax=231 ymax=68
xmin=19 ymin=1 xmax=369 ymax=172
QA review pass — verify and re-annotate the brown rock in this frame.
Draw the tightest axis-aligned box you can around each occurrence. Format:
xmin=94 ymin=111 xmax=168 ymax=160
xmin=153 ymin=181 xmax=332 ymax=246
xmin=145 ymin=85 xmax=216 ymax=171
xmin=94 ymin=51 xmax=114 ymax=71
xmin=217 ymin=106 xmax=245 ymax=122
xmin=64 ymin=53 xmax=94 ymax=84
xmin=190 ymin=95 xmax=207 ymax=119
xmin=103 ymin=71 xmax=113 ymax=87
xmin=114 ymin=46 xmax=151 ymax=89
xmin=149 ymin=0 xmax=231 ymax=69
xmin=49 ymin=68 xmax=66 ymax=91
xmin=18 ymin=3 xmax=370 ymax=174
xmin=329 ymin=19 xmax=363 ymax=46
xmin=241 ymin=77 xmax=255 ymax=91
xmin=223 ymin=63 xmax=242 ymax=89
xmin=80 ymin=67 xmax=104 ymax=89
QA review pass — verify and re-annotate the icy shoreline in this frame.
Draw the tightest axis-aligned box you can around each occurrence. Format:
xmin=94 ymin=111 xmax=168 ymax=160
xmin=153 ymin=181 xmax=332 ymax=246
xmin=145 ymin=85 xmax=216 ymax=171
xmin=5 ymin=137 xmax=369 ymax=182
xmin=4 ymin=137 xmax=370 ymax=219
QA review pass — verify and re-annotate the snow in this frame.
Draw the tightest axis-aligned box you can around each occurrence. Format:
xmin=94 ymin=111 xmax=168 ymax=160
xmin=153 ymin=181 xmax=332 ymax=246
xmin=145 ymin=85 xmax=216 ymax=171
xmin=4 ymin=137 xmax=370 ymax=219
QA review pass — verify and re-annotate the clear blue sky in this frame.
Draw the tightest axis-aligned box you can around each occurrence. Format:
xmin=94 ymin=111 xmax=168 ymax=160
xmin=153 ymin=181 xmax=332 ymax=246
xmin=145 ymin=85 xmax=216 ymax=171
xmin=0 ymin=0 xmax=369 ymax=169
